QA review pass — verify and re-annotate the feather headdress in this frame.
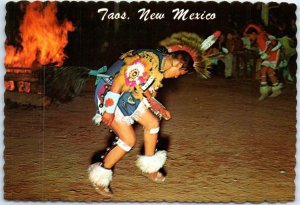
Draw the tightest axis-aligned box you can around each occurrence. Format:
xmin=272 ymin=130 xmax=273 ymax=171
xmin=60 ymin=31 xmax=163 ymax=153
xmin=159 ymin=31 xmax=221 ymax=79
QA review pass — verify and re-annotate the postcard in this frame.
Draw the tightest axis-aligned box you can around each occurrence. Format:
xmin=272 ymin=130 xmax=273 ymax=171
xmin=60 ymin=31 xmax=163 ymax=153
xmin=2 ymin=0 xmax=297 ymax=203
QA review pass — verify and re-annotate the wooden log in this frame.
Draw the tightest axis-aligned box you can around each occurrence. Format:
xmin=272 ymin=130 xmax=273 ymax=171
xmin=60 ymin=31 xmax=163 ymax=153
xmin=5 ymin=67 xmax=33 ymax=74
xmin=4 ymin=72 xmax=39 ymax=82
xmin=30 ymin=83 xmax=44 ymax=94
xmin=4 ymin=80 xmax=44 ymax=94
xmin=4 ymin=91 xmax=52 ymax=107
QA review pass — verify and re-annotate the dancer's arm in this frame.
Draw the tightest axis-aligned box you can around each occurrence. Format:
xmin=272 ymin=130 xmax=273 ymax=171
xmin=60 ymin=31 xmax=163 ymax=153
xmin=102 ymin=74 xmax=124 ymax=126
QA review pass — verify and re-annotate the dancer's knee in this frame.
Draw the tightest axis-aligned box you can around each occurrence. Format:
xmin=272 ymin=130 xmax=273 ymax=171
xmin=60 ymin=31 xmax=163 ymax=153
xmin=149 ymin=127 xmax=160 ymax=134
xmin=145 ymin=120 xmax=160 ymax=134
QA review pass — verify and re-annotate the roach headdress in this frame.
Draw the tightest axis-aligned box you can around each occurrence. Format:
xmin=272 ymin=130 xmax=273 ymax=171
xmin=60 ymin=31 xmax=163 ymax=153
xmin=159 ymin=31 xmax=221 ymax=79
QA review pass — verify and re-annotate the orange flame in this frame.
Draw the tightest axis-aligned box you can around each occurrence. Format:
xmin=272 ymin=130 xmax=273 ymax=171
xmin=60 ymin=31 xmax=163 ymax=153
xmin=5 ymin=2 xmax=75 ymax=69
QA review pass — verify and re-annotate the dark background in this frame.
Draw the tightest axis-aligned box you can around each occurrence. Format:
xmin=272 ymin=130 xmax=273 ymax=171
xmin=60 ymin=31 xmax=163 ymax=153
xmin=5 ymin=1 xmax=297 ymax=68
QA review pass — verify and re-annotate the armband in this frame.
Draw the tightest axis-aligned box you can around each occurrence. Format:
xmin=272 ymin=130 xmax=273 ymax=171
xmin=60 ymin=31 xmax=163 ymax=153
xmin=271 ymin=41 xmax=282 ymax=51
xmin=104 ymin=91 xmax=121 ymax=114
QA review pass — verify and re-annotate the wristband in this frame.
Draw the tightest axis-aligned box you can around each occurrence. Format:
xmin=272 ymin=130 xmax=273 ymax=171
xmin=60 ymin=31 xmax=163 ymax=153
xmin=104 ymin=91 xmax=121 ymax=114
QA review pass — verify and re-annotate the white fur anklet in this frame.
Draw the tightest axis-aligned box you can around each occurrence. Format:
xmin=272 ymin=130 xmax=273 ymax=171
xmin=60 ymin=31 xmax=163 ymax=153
xmin=88 ymin=163 xmax=113 ymax=187
xmin=136 ymin=150 xmax=167 ymax=173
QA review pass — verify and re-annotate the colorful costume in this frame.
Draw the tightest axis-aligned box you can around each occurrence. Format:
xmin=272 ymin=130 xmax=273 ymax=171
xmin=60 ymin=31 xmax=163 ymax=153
xmin=92 ymin=49 xmax=166 ymax=125
xmin=87 ymin=31 xmax=220 ymax=197
xmin=244 ymin=24 xmax=283 ymax=100
xmin=88 ymin=48 xmax=169 ymax=196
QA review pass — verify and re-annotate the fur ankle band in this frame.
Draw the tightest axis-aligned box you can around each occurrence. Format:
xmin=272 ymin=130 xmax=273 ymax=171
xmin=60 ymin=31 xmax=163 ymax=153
xmin=88 ymin=163 xmax=113 ymax=187
xmin=136 ymin=150 xmax=167 ymax=173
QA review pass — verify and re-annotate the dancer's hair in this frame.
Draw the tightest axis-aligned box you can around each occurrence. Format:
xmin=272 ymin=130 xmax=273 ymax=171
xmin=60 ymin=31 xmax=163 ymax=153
xmin=170 ymin=50 xmax=194 ymax=72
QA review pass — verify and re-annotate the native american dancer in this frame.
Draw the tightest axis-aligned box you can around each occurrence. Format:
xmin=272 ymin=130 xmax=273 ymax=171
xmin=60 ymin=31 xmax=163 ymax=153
xmin=44 ymin=31 xmax=220 ymax=197
xmin=243 ymin=24 xmax=285 ymax=101
xmin=88 ymin=48 xmax=191 ymax=197
xmin=87 ymin=31 xmax=220 ymax=197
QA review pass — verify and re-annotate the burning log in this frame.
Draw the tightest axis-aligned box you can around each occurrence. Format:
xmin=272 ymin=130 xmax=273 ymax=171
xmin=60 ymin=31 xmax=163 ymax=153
xmin=4 ymin=66 xmax=48 ymax=106
xmin=4 ymin=65 xmax=96 ymax=106
xmin=4 ymin=2 xmax=75 ymax=107
xmin=5 ymin=68 xmax=39 ymax=82
xmin=4 ymin=81 xmax=15 ymax=91
xmin=5 ymin=66 xmax=42 ymax=93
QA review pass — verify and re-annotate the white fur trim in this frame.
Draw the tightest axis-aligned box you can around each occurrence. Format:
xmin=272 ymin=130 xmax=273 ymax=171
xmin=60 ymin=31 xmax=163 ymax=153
xmin=114 ymin=102 xmax=147 ymax=125
xmin=259 ymin=85 xmax=271 ymax=96
xmin=114 ymin=107 xmax=134 ymax=124
xmin=131 ymin=102 xmax=147 ymax=121
xmin=272 ymin=83 xmax=283 ymax=92
xmin=88 ymin=163 xmax=113 ymax=187
xmin=136 ymin=150 xmax=167 ymax=173
xmin=92 ymin=113 xmax=102 ymax=126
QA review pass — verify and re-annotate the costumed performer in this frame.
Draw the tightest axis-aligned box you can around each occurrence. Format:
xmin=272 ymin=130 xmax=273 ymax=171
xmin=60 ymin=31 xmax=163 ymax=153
xmin=244 ymin=23 xmax=284 ymax=100
xmin=86 ymin=31 xmax=220 ymax=197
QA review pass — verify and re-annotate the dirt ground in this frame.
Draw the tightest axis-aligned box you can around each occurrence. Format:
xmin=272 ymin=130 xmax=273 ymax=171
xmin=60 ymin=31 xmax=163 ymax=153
xmin=3 ymin=74 xmax=296 ymax=203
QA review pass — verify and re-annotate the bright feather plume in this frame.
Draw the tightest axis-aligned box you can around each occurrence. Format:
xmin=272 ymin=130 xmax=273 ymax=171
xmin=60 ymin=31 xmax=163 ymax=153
xmin=159 ymin=32 xmax=212 ymax=79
